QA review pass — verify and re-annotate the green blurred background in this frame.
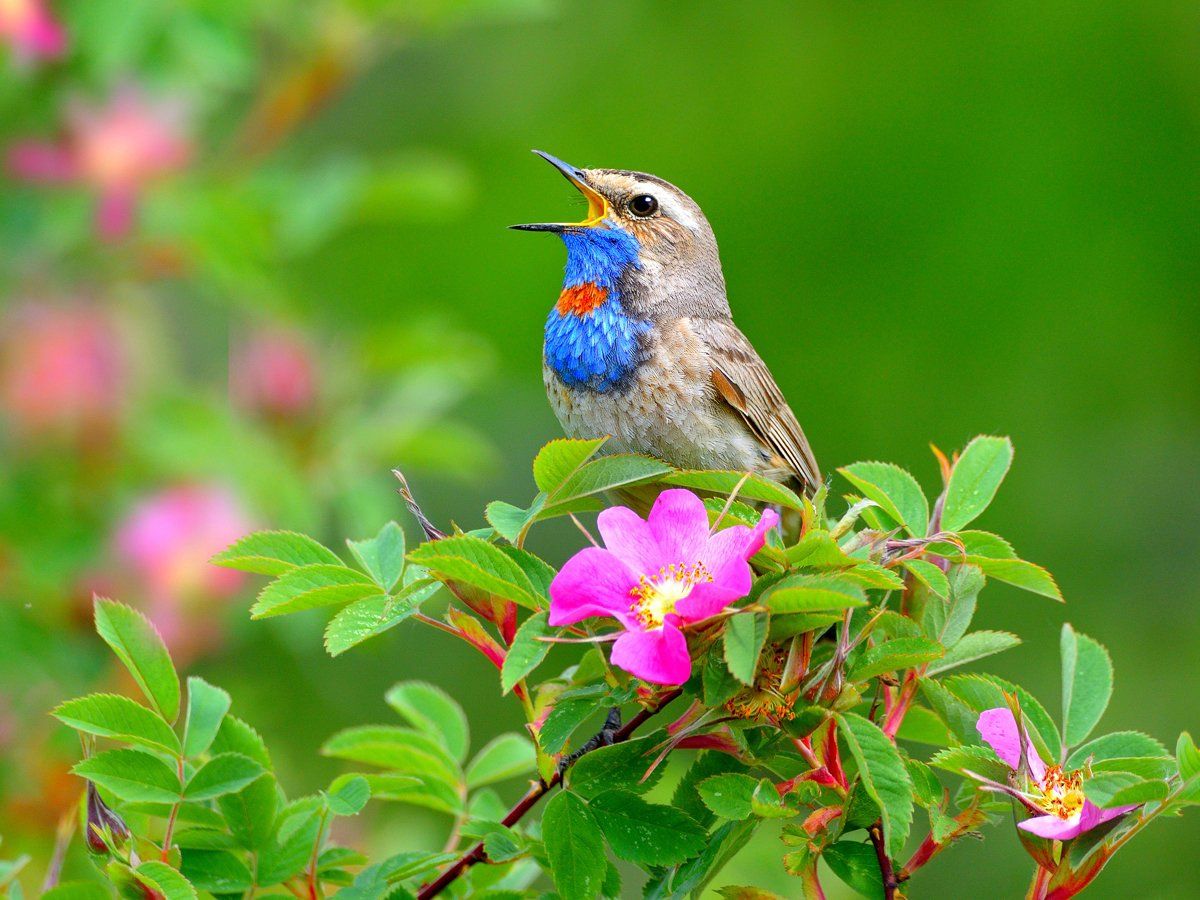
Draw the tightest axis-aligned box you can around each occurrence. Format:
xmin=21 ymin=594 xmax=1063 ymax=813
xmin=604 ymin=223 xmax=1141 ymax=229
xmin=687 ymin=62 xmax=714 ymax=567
xmin=1 ymin=0 xmax=1197 ymax=896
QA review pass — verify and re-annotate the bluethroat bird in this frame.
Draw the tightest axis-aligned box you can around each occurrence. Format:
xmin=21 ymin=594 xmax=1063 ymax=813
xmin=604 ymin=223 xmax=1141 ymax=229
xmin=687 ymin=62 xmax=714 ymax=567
xmin=512 ymin=151 xmax=821 ymax=498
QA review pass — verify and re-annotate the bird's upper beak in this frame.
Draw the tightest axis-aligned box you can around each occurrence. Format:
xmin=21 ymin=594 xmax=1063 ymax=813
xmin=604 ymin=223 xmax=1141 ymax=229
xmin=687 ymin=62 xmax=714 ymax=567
xmin=509 ymin=150 xmax=609 ymax=233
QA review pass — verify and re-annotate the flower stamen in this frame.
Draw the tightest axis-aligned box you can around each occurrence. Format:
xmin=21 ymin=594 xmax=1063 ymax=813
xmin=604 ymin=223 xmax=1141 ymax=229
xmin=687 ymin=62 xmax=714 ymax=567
xmin=1037 ymin=765 xmax=1086 ymax=820
xmin=629 ymin=561 xmax=712 ymax=629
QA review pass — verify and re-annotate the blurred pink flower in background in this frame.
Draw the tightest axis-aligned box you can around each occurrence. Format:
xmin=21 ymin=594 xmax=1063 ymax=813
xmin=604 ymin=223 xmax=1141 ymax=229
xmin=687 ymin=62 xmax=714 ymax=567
xmin=231 ymin=327 xmax=319 ymax=419
xmin=7 ymin=85 xmax=191 ymax=240
xmin=0 ymin=301 xmax=127 ymax=441
xmin=0 ymin=0 xmax=65 ymax=62
xmin=113 ymin=485 xmax=253 ymax=659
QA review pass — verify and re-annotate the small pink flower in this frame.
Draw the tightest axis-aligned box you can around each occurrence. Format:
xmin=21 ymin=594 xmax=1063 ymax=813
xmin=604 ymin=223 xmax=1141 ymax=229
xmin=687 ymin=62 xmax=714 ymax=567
xmin=977 ymin=708 xmax=1138 ymax=840
xmin=230 ymin=327 xmax=318 ymax=419
xmin=0 ymin=302 xmax=126 ymax=440
xmin=8 ymin=85 xmax=190 ymax=240
xmin=0 ymin=0 xmax=66 ymax=62
xmin=549 ymin=489 xmax=777 ymax=686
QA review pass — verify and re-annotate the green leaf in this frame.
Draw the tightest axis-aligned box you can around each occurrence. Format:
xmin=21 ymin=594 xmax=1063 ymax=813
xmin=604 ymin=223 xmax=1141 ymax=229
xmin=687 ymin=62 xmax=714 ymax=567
xmin=408 ymin=535 xmax=543 ymax=610
xmin=179 ymin=850 xmax=254 ymax=894
xmin=94 ymin=598 xmax=180 ymax=723
xmin=250 ymin=564 xmax=379 ymax=619
xmin=183 ymin=677 xmax=231 ymax=758
xmin=136 ymin=861 xmax=196 ymax=900
xmin=533 ymin=437 xmax=608 ymax=494
xmin=53 ymin=693 xmax=180 ymax=755
xmin=552 ymin=454 xmax=673 ymax=505
xmin=968 ymin=556 xmax=1062 ymax=601
xmin=465 ymin=734 xmax=535 ymax=788
xmin=839 ymin=461 xmax=929 ymax=536
xmin=40 ymin=884 xmax=111 ymax=900
xmin=327 ymin=774 xmax=371 ymax=816
xmin=945 ymin=674 xmax=1062 ymax=763
xmin=218 ymin=774 xmax=277 ymax=851
xmin=724 ymin=611 xmax=769 ymax=685
xmin=347 ymin=522 xmax=406 ymax=591
xmin=323 ymin=580 xmax=437 ymax=657
xmin=921 ymin=564 xmax=983 ymax=648
xmin=1061 ymin=624 xmax=1114 ymax=748
xmin=539 ymin=697 xmax=597 ymax=756
xmin=385 ymin=682 xmax=470 ymax=762
xmin=1083 ymin=772 xmax=1167 ymax=807
xmin=850 ymin=638 xmax=944 ymax=682
xmin=589 ymin=789 xmax=707 ymax=866
xmin=895 ymin=705 xmax=952 ymax=747
xmin=823 ymin=841 xmax=884 ymax=900
xmin=697 ymin=773 xmax=758 ymax=820
xmin=836 ymin=712 xmax=914 ymax=859
xmin=501 ymin=611 xmax=553 ymax=694
xmin=184 ymin=753 xmax=265 ymax=801
xmin=663 ymin=470 xmax=804 ymax=510
xmin=211 ymin=530 xmax=341 ymax=575
xmin=568 ymin=736 xmax=662 ymax=799
xmin=764 ymin=574 xmax=867 ymax=614
xmin=74 ymin=749 xmax=181 ymax=803
xmin=1178 ymin=732 xmax=1200 ymax=780
xmin=484 ymin=499 xmax=537 ymax=545
xmin=904 ymin=559 xmax=949 ymax=599
xmin=1066 ymin=732 xmax=1169 ymax=769
xmin=321 ymin=726 xmax=460 ymax=786
xmin=362 ymin=773 xmax=460 ymax=814
xmin=541 ymin=791 xmax=607 ymax=900
xmin=703 ymin=639 xmax=743 ymax=707
xmin=941 ymin=435 xmax=1013 ymax=532
xmin=928 ymin=745 xmax=1010 ymax=782
xmin=653 ymin=819 xmax=758 ymax=898
xmin=926 ymin=631 xmax=1021 ymax=676
xmin=209 ymin=715 xmax=271 ymax=769
xmin=499 ymin=546 xmax=556 ymax=601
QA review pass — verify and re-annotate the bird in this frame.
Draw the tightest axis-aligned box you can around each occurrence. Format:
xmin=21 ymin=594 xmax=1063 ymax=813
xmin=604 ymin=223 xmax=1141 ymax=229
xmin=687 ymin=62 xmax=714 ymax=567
xmin=511 ymin=150 xmax=821 ymax=499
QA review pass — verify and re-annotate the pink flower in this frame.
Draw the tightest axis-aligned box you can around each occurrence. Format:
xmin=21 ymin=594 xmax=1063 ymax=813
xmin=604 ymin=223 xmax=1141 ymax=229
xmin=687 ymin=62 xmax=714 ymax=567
xmin=548 ymin=489 xmax=778 ymax=685
xmin=114 ymin=485 xmax=253 ymax=657
xmin=230 ymin=327 xmax=318 ymax=419
xmin=0 ymin=302 xmax=126 ymax=440
xmin=977 ymin=708 xmax=1138 ymax=840
xmin=0 ymin=0 xmax=66 ymax=62
xmin=7 ymin=85 xmax=190 ymax=240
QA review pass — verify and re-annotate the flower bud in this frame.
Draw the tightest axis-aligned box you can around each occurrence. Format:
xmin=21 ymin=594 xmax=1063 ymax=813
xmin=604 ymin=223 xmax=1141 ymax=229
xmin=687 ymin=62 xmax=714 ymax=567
xmin=85 ymin=781 xmax=129 ymax=854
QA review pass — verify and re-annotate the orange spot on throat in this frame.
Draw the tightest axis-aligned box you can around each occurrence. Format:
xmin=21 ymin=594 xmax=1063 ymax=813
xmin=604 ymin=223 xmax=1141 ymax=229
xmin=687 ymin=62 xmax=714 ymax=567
xmin=555 ymin=282 xmax=608 ymax=316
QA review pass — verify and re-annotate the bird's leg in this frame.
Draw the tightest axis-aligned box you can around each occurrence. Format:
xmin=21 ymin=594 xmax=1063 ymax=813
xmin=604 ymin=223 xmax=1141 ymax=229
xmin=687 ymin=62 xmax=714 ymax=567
xmin=557 ymin=706 xmax=622 ymax=773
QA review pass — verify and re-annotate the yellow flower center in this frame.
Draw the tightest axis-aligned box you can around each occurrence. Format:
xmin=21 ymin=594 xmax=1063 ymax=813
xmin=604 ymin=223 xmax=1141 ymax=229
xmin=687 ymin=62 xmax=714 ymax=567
xmin=1038 ymin=765 xmax=1085 ymax=820
xmin=629 ymin=562 xmax=712 ymax=629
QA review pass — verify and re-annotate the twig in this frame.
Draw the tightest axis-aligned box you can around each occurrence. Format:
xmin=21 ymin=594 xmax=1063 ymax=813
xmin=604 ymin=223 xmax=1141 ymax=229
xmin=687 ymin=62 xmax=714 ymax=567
xmin=868 ymin=821 xmax=899 ymax=900
xmin=416 ymin=689 xmax=683 ymax=899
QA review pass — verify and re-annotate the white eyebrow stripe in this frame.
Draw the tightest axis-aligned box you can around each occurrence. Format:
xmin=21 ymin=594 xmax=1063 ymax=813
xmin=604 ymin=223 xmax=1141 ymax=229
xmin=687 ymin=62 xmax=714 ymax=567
xmin=630 ymin=181 xmax=699 ymax=232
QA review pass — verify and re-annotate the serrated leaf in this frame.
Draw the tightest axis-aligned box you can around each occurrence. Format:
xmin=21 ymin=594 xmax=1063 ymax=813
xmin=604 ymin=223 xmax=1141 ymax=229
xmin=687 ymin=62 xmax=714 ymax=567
xmin=179 ymin=850 xmax=254 ymax=894
xmin=185 ymin=753 xmax=265 ymax=801
xmin=321 ymin=726 xmax=461 ymax=786
xmin=501 ymin=611 xmax=553 ymax=694
xmin=136 ymin=861 xmax=196 ymax=900
xmin=552 ymin=454 xmax=673 ymax=504
xmin=385 ymin=682 xmax=469 ymax=762
xmin=1061 ymin=624 xmax=1113 ymax=748
xmin=541 ymin=791 xmax=607 ymax=900
xmin=347 ymin=522 xmax=406 ymax=591
xmin=40 ymin=884 xmax=111 ymax=900
xmin=568 ymin=736 xmax=661 ymax=799
xmin=1066 ymin=732 xmax=1169 ymax=769
xmin=945 ymin=674 xmax=1061 ymax=763
xmin=697 ymin=773 xmax=758 ymax=820
xmin=922 ymin=564 xmax=983 ymax=648
xmin=703 ymin=639 xmax=743 ymax=707
xmin=327 ymin=774 xmax=371 ymax=816
xmin=968 ymin=556 xmax=1062 ymax=601
xmin=850 ymin=637 xmax=944 ymax=682
xmin=362 ymin=772 xmax=460 ymax=814
xmin=94 ymin=598 xmax=180 ymax=723
xmin=839 ymin=461 xmax=929 ymax=536
xmin=785 ymin=530 xmax=859 ymax=569
xmin=183 ymin=677 xmax=231 ymax=758
xmin=499 ymin=545 xmax=556 ymax=600
xmin=209 ymin=715 xmax=271 ymax=769
xmin=218 ymin=773 xmax=277 ymax=850
xmin=533 ymin=437 xmax=608 ymax=494
xmin=928 ymin=745 xmax=1011 ymax=782
xmin=484 ymin=499 xmax=537 ymax=545
xmin=1082 ymin=772 xmax=1164 ymax=807
xmin=408 ymin=535 xmax=543 ymax=610
xmin=823 ymin=840 xmax=884 ymax=900
xmin=465 ymin=733 xmax=535 ymax=788
xmin=53 ymin=693 xmax=180 ymax=755
xmin=903 ymin=559 xmax=949 ymax=599
xmin=589 ymin=789 xmax=706 ymax=865
xmin=663 ymin=470 xmax=804 ymax=510
xmin=251 ymin=564 xmax=379 ymax=619
xmin=74 ymin=749 xmax=181 ymax=803
xmin=1178 ymin=732 xmax=1200 ymax=780
xmin=211 ymin=530 xmax=341 ymax=575
xmin=836 ymin=712 xmax=914 ymax=858
xmin=323 ymin=580 xmax=437 ymax=657
xmin=941 ymin=436 xmax=1013 ymax=532
xmin=724 ymin=611 xmax=769 ymax=685
xmin=539 ymin=696 xmax=597 ymax=756
xmin=764 ymin=574 xmax=867 ymax=614
xmin=926 ymin=631 xmax=1021 ymax=675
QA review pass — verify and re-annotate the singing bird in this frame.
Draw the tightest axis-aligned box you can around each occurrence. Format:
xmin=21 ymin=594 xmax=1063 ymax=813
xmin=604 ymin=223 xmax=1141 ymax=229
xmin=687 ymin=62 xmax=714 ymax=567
xmin=512 ymin=151 xmax=820 ymax=497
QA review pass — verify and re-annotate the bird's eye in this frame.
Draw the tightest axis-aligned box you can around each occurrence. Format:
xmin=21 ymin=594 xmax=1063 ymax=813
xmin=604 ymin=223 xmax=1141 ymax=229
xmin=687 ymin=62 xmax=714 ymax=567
xmin=627 ymin=194 xmax=659 ymax=217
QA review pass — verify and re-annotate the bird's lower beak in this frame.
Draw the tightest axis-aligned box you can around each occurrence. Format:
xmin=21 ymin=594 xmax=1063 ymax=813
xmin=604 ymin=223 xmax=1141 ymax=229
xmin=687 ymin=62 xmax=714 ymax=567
xmin=509 ymin=150 xmax=609 ymax=233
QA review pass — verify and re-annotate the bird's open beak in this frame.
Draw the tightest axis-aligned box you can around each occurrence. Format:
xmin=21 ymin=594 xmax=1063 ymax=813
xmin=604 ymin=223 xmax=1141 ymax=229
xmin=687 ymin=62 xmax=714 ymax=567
xmin=509 ymin=150 xmax=609 ymax=233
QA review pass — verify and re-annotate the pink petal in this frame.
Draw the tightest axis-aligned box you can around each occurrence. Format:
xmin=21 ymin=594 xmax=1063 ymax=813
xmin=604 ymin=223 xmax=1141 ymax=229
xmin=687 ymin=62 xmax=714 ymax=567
xmin=548 ymin=547 xmax=638 ymax=628
xmin=1093 ymin=801 xmax=1139 ymax=823
xmin=1019 ymin=812 xmax=1089 ymax=841
xmin=7 ymin=141 xmax=78 ymax=182
xmin=596 ymin=505 xmax=663 ymax=574
xmin=976 ymin=707 xmax=1046 ymax=781
xmin=675 ymin=508 xmax=778 ymax=623
xmin=646 ymin=489 xmax=709 ymax=565
xmin=609 ymin=622 xmax=692 ymax=685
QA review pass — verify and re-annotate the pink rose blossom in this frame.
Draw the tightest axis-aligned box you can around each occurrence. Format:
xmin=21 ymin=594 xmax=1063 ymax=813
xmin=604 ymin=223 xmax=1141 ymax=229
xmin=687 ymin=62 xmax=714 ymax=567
xmin=7 ymin=85 xmax=190 ymax=240
xmin=548 ymin=489 xmax=778 ymax=686
xmin=0 ymin=0 xmax=65 ymax=62
xmin=0 ymin=302 xmax=126 ymax=440
xmin=977 ymin=707 xmax=1138 ymax=840
xmin=230 ymin=327 xmax=318 ymax=419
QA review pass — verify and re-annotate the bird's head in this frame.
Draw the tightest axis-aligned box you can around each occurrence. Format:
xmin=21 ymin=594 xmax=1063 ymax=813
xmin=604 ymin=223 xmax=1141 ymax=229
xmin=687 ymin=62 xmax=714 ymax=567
xmin=512 ymin=151 xmax=727 ymax=318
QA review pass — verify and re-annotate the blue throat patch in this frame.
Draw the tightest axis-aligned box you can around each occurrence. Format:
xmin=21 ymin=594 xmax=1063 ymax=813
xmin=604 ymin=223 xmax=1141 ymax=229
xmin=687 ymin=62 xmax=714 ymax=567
xmin=544 ymin=223 xmax=648 ymax=392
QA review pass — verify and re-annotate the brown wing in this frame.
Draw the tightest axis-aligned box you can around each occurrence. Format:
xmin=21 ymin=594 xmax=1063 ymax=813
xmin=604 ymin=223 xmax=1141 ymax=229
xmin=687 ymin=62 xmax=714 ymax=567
xmin=694 ymin=317 xmax=821 ymax=493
